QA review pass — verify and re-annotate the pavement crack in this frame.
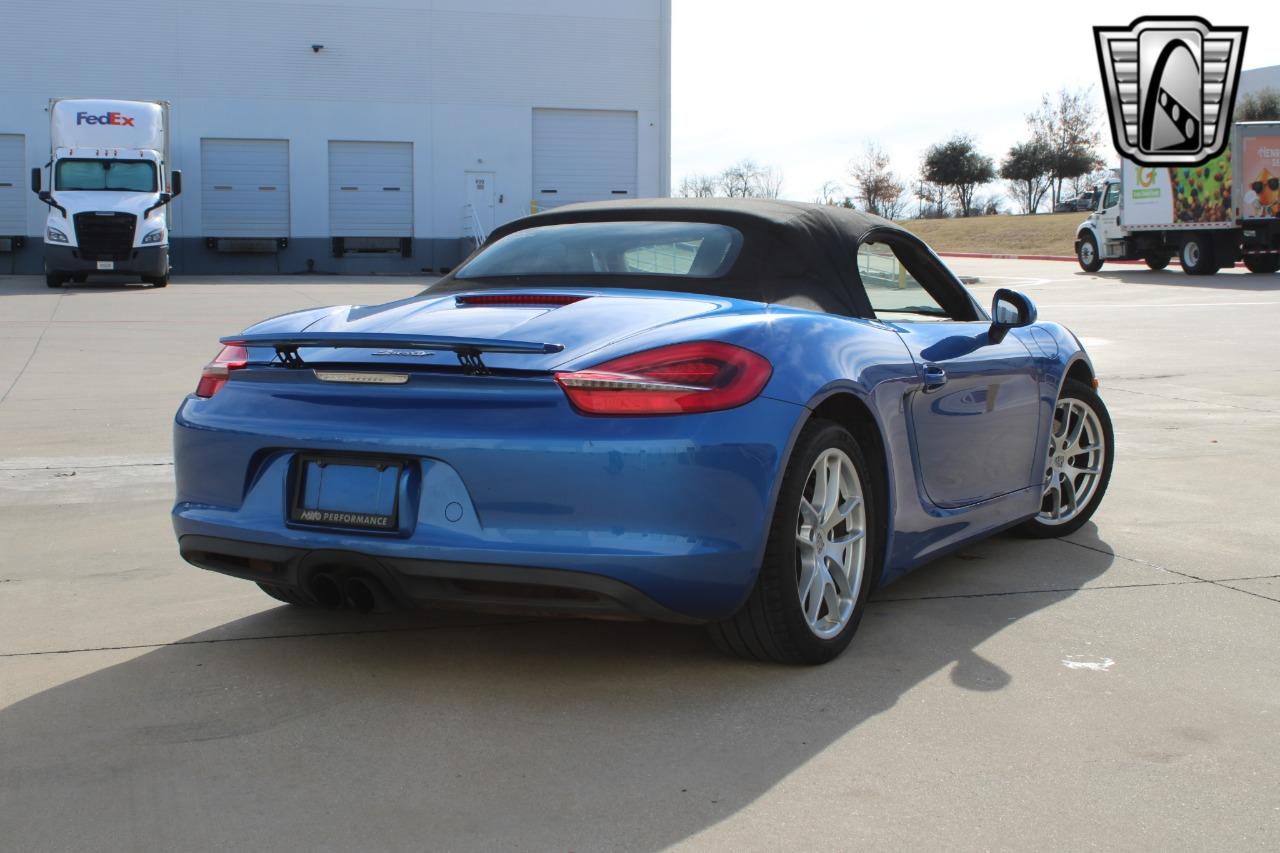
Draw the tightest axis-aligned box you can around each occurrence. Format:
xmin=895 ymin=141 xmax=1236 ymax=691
xmin=0 ymin=290 xmax=62 ymax=405
xmin=1103 ymin=384 xmax=1280 ymax=415
xmin=1058 ymin=538 xmax=1280 ymax=606
xmin=870 ymin=578 xmax=1204 ymax=604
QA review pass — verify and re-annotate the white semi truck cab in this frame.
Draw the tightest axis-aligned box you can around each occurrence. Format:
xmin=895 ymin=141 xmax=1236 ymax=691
xmin=1075 ymin=121 xmax=1280 ymax=276
xmin=31 ymin=99 xmax=181 ymax=288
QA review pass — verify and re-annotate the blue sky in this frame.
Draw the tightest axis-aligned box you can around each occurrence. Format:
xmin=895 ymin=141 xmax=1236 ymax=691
xmin=671 ymin=1 xmax=1280 ymax=203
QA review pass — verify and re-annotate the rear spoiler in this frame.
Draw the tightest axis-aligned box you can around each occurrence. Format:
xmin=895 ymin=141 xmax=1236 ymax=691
xmin=224 ymin=332 xmax=564 ymax=375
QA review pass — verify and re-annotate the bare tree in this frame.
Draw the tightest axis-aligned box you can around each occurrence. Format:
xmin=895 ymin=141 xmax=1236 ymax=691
xmin=1028 ymin=88 xmax=1103 ymax=208
xmin=677 ymin=173 xmax=717 ymax=198
xmin=755 ymin=164 xmax=783 ymax=199
xmin=718 ymin=160 xmax=758 ymax=197
xmin=913 ymin=179 xmax=948 ymax=218
xmin=679 ymin=160 xmax=785 ymax=199
xmin=849 ymin=144 xmax=907 ymax=219
xmin=817 ymin=180 xmax=844 ymax=205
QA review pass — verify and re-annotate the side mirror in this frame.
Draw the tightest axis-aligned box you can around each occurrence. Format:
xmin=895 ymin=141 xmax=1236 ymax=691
xmin=31 ymin=167 xmax=41 ymax=194
xmin=170 ymin=170 xmax=182 ymax=197
xmin=990 ymin=288 xmax=1037 ymax=342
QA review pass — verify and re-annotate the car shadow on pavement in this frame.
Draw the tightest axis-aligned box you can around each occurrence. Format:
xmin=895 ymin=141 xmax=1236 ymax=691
xmin=0 ymin=532 xmax=1112 ymax=851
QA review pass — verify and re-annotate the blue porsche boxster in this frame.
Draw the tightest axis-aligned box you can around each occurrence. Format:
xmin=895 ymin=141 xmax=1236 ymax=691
xmin=172 ymin=199 xmax=1113 ymax=663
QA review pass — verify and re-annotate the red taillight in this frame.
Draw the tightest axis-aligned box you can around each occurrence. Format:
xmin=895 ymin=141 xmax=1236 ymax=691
xmin=456 ymin=294 xmax=585 ymax=307
xmin=194 ymin=344 xmax=249 ymax=398
xmin=555 ymin=341 xmax=772 ymax=415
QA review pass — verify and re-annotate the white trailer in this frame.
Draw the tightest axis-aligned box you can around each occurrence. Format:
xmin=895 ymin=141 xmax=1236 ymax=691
xmin=31 ymin=99 xmax=182 ymax=287
xmin=1075 ymin=121 xmax=1280 ymax=275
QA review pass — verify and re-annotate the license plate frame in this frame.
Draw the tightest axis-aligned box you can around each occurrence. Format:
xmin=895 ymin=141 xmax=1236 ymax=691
xmin=96 ymin=260 xmax=114 ymax=270
xmin=288 ymin=455 xmax=403 ymax=532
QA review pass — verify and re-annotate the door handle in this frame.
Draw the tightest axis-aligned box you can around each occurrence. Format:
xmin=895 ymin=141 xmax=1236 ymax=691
xmin=921 ymin=364 xmax=947 ymax=391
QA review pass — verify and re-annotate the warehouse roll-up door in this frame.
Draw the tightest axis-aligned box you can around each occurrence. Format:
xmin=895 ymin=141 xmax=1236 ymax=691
xmin=329 ymin=141 xmax=413 ymax=236
xmin=0 ymin=135 xmax=26 ymax=237
xmin=533 ymin=109 xmax=637 ymax=207
xmin=201 ymin=139 xmax=290 ymax=238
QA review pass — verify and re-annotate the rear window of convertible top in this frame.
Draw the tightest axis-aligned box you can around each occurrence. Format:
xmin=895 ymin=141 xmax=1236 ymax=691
xmin=455 ymin=221 xmax=744 ymax=279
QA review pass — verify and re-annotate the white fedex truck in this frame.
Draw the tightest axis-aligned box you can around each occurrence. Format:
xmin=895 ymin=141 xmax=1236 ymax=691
xmin=31 ymin=99 xmax=181 ymax=287
xmin=1075 ymin=121 xmax=1280 ymax=276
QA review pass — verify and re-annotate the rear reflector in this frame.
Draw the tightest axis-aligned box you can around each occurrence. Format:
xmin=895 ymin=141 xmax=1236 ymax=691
xmin=555 ymin=341 xmax=772 ymax=415
xmin=455 ymin=294 xmax=585 ymax=307
xmin=195 ymin=344 xmax=249 ymax=398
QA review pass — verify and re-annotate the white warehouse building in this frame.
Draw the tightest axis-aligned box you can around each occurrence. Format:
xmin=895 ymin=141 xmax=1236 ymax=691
xmin=0 ymin=0 xmax=671 ymax=275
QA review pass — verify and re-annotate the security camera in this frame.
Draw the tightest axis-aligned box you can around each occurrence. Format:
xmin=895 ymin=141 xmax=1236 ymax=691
xmin=311 ymin=44 xmax=324 ymax=53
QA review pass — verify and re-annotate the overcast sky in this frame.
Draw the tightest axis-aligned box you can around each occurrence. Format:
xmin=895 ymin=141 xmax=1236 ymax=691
xmin=671 ymin=0 xmax=1280 ymax=204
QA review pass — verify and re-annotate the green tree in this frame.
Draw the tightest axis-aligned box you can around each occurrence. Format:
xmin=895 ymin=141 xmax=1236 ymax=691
xmin=1000 ymin=140 xmax=1054 ymax=214
xmin=921 ymin=135 xmax=996 ymax=217
xmin=1238 ymin=88 xmax=1280 ymax=121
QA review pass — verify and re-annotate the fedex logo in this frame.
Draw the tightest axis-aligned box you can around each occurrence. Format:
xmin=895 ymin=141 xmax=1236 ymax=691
xmin=76 ymin=111 xmax=136 ymax=127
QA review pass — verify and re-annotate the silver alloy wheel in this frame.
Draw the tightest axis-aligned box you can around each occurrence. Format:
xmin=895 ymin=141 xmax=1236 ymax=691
xmin=795 ymin=448 xmax=867 ymax=639
xmin=1079 ymin=240 xmax=1095 ymax=265
xmin=1038 ymin=397 xmax=1105 ymax=525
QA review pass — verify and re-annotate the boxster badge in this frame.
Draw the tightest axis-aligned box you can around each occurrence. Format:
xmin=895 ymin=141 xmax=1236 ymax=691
xmin=1095 ymin=16 xmax=1247 ymax=166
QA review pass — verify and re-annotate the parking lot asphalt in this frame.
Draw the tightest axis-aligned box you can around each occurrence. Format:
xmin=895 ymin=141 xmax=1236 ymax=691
xmin=2 ymin=263 xmax=1278 ymax=851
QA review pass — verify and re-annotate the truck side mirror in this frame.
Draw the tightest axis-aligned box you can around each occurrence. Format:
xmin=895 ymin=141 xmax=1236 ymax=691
xmin=30 ymin=167 xmax=40 ymax=194
xmin=170 ymin=170 xmax=182 ymax=197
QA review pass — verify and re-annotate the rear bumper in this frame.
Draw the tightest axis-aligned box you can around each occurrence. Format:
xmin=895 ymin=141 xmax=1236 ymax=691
xmin=45 ymin=244 xmax=167 ymax=276
xmin=179 ymin=534 xmax=699 ymax=622
xmin=172 ymin=378 xmax=806 ymax=621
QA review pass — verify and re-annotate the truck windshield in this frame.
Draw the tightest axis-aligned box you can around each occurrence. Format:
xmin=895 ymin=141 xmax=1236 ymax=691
xmin=56 ymin=159 xmax=157 ymax=192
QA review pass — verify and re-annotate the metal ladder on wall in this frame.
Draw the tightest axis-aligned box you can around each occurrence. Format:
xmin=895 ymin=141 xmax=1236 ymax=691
xmin=460 ymin=203 xmax=488 ymax=248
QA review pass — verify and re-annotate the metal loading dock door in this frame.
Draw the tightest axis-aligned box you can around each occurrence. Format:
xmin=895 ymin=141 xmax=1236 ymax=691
xmin=0 ymin=135 xmax=26 ymax=239
xmin=328 ymin=141 xmax=414 ymax=238
xmin=533 ymin=109 xmax=638 ymax=208
xmin=201 ymin=139 xmax=290 ymax=240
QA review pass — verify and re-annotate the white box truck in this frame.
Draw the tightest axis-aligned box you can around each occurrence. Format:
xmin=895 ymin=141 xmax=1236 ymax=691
xmin=1075 ymin=121 xmax=1280 ymax=275
xmin=31 ymin=99 xmax=181 ymax=287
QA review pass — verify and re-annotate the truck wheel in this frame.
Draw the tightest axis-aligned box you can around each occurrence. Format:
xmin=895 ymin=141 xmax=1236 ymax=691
xmin=147 ymin=275 xmax=169 ymax=288
xmin=1179 ymin=235 xmax=1217 ymax=275
xmin=1143 ymin=253 xmax=1171 ymax=270
xmin=1243 ymin=255 xmax=1280 ymax=274
xmin=1077 ymin=233 xmax=1103 ymax=272
xmin=45 ymin=273 xmax=64 ymax=288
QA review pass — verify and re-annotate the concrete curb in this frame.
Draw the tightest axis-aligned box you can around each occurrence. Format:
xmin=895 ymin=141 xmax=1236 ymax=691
xmin=935 ymin=250 xmax=1243 ymax=268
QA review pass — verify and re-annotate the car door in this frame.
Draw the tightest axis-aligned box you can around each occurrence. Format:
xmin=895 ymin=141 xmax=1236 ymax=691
xmin=855 ymin=233 xmax=1042 ymax=508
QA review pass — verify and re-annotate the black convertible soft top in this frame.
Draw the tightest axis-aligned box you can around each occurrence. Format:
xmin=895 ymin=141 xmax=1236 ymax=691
xmin=430 ymin=198 xmax=908 ymax=317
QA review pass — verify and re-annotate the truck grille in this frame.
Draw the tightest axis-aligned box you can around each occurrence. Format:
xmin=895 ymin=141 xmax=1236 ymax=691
xmin=73 ymin=212 xmax=136 ymax=261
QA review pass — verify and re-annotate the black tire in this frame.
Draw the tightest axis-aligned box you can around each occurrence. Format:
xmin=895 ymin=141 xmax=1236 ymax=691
xmin=1015 ymin=378 xmax=1115 ymax=539
xmin=257 ymin=582 xmax=316 ymax=607
xmin=1143 ymin=253 xmax=1171 ymax=270
xmin=709 ymin=420 xmax=882 ymax=665
xmin=45 ymin=273 xmax=64 ymax=288
xmin=71 ymin=273 xmax=88 ymax=283
xmin=1077 ymin=233 xmax=1103 ymax=272
xmin=1243 ymin=255 xmax=1280 ymax=274
xmin=147 ymin=275 xmax=169 ymax=288
xmin=1179 ymin=235 xmax=1217 ymax=275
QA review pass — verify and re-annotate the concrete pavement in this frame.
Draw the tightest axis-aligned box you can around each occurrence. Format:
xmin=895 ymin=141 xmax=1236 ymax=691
xmin=1 ymin=265 xmax=1278 ymax=851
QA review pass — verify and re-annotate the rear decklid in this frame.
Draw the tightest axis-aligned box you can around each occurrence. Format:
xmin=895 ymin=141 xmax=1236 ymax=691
xmin=232 ymin=289 xmax=737 ymax=373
